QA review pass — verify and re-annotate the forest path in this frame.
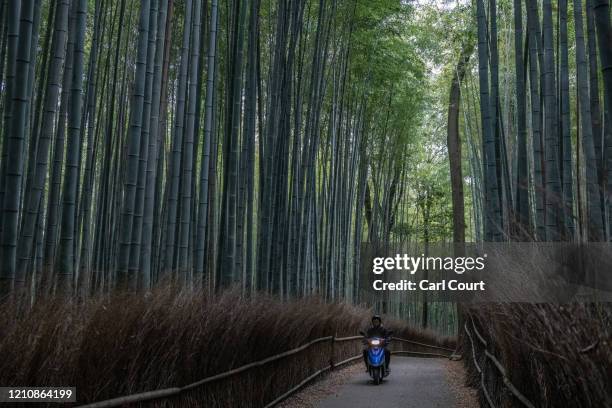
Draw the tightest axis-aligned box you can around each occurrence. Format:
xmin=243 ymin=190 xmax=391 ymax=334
xmin=316 ymin=357 xmax=456 ymax=408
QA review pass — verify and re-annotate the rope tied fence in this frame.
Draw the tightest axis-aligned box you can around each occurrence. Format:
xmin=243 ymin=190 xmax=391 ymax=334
xmin=77 ymin=334 xmax=451 ymax=408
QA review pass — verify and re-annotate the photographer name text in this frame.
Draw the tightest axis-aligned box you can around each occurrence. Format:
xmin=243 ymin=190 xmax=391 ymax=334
xmin=372 ymin=279 xmax=486 ymax=291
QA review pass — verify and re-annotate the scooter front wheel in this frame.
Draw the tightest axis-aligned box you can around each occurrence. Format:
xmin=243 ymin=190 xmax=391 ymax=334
xmin=372 ymin=367 xmax=381 ymax=385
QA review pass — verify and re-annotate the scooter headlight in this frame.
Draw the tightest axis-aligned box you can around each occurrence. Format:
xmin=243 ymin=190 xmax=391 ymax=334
xmin=370 ymin=339 xmax=381 ymax=346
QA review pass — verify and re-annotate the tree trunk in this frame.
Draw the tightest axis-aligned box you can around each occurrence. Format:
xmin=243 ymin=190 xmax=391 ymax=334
xmin=575 ymin=0 xmax=604 ymax=241
xmin=141 ymin=0 xmax=169 ymax=290
xmin=543 ymin=0 xmax=561 ymax=241
xmin=514 ymin=0 xmax=530 ymax=238
xmin=195 ymin=0 xmax=219 ymax=282
xmin=448 ymin=43 xmax=473 ymax=244
xmin=476 ymin=0 xmax=502 ymax=241
xmin=0 ymin=0 xmax=36 ymax=293
xmin=117 ymin=0 xmax=151 ymax=290
xmin=55 ymin=0 xmax=88 ymax=294
xmin=164 ymin=0 xmax=192 ymax=276
xmin=560 ymin=0 xmax=575 ymax=240
xmin=16 ymin=0 xmax=70 ymax=291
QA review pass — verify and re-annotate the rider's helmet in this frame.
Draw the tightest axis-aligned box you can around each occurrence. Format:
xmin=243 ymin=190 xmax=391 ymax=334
xmin=371 ymin=315 xmax=382 ymax=325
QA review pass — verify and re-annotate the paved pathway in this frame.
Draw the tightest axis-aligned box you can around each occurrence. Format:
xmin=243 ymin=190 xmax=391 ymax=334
xmin=317 ymin=357 xmax=456 ymax=408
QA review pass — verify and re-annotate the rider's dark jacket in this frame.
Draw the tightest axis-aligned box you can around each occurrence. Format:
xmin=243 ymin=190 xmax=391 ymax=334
xmin=366 ymin=325 xmax=389 ymax=338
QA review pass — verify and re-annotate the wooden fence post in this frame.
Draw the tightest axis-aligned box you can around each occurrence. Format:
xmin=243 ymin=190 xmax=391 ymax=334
xmin=330 ymin=334 xmax=336 ymax=370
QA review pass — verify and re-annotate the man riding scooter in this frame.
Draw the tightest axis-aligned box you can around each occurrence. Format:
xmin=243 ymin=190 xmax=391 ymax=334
xmin=362 ymin=315 xmax=391 ymax=375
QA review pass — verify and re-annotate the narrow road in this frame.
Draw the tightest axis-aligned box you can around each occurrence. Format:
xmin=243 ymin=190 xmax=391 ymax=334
xmin=317 ymin=357 xmax=456 ymax=408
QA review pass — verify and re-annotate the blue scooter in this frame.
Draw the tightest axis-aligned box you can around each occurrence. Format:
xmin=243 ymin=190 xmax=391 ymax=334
xmin=360 ymin=330 xmax=393 ymax=385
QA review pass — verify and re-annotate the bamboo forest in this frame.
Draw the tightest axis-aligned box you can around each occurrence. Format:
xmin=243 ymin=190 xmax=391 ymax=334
xmin=0 ymin=0 xmax=611 ymax=406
